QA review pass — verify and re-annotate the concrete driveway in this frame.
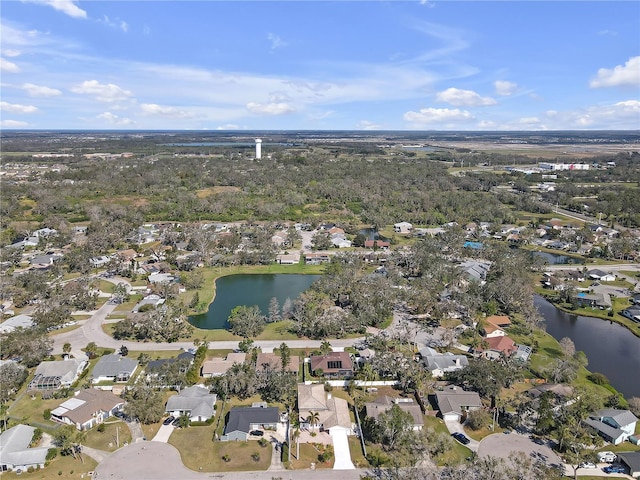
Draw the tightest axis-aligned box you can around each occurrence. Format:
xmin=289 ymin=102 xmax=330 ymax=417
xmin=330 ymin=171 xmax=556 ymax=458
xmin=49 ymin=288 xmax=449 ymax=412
xmin=151 ymin=423 xmax=174 ymax=443
xmin=444 ymin=419 xmax=479 ymax=452
xmin=330 ymin=429 xmax=355 ymax=470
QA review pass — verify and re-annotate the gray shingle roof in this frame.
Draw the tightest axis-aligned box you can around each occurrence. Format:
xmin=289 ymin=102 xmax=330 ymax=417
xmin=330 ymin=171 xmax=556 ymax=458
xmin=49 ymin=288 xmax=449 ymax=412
xmin=224 ymin=406 xmax=279 ymax=435
xmin=165 ymin=385 xmax=217 ymax=419
xmin=92 ymin=354 xmax=138 ymax=379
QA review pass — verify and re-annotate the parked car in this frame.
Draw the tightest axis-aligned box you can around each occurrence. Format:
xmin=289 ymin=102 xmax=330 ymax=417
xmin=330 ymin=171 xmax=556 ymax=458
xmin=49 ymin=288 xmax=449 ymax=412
xmin=452 ymin=432 xmax=470 ymax=445
xmin=603 ymin=465 xmax=625 ymax=474
xmin=163 ymin=416 xmax=175 ymax=426
xmin=579 ymin=462 xmax=596 ymax=469
xmin=249 ymin=430 xmax=264 ymax=437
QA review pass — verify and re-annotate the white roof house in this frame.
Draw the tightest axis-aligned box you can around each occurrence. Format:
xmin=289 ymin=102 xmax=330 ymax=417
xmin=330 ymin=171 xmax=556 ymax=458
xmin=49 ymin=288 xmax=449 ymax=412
xmin=29 ymin=358 xmax=87 ymax=390
xmin=0 ymin=424 xmax=49 ymax=472
xmin=394 ymin=222 xmax=413 ymax=234
xmin=435 ymin=385 xmax=482 ymax=422
xmin=165 ymin=385 xmax=217 ymax=422
xmin=420 ymin=347 xmax=469 ymax=378
xmin=91 ymin=354 xmax=138 ymax=383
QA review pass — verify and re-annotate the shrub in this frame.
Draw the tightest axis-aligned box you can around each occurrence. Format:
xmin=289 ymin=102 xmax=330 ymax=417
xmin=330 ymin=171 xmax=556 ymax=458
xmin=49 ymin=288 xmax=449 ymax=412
xmin=43 ymin=409 xmax=52 ymax=420
xmin=222 ymin=454 xmax=230 ymax=462
xmin=258 ymin=438 xmax=269 ymax=447
xmin=97 ymin=423 xmax=106 ymax=433
xmin=588 ymin=372 xmax=609 ymax=385
xmin=465 ymin=409 xmax=492 ymax=431
xmin=46 ymin=448 xmax=58 ymax=462
xmin=251 ymin=452 xmax=260 ymax=462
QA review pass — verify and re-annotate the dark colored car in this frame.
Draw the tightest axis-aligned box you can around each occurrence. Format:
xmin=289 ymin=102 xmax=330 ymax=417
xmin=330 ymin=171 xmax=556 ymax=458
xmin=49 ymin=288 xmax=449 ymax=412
xmin=603 ymin=465 xmax=625 ymax=474
xmin=249 ymin=430 xmax=264 ymax=437
xmin=163 ymin=416 xmax=175 ymax=426
xmin=452 ymin=432 xmax=470 ymax=445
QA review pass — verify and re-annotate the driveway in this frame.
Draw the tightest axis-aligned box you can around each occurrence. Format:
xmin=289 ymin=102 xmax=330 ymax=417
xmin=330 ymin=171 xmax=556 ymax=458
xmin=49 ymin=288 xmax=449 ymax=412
xmin=477 ymin=432 xmax=563 ymax=469
xmin=151 ymin=423 xmax=174 ymax=443
xmin=330 ymin=429 xmax=355 ymax=470
xmin=444 ymin=419 xmax=480 ymax=452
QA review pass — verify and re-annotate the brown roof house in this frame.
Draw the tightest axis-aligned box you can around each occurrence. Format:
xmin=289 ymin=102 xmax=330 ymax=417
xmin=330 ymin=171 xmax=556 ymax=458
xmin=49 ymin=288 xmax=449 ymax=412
xmin=50 ymin=389 xmax=124 ymax=430
xmin=475 ymin=336 xmax=518 ymax=360
xmin=309 ymin=352 xmax=354 ymax=379
xmin=201 ymin=353 xmax=247 ymax=378
xmin=365 ymin=396 xmax=424 ymax=431
xmin=256 ymin=352 xmax=300 ymax=374
xmin=297 ymin=384 xmax=352 ymax=435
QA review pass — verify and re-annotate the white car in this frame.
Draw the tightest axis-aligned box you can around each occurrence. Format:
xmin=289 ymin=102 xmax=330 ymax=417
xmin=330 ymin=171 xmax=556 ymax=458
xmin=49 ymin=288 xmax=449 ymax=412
xmin=579 ymin=462 xmax=597 ymax=469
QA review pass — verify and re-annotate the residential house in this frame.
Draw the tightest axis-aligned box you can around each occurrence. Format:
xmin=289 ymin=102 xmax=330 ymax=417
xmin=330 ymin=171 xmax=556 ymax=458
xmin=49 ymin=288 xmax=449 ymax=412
xmin=0 ymin=424 xmax=49 ymax=472
xmin=435 ymin=385 xmax=483 ymax=422
xmin=309 ymin=352 xmax=354 ymax=379
xmin=221 ymin=405 xmax=280 ymax=441
xmin=146 ymin=351 xmax=194 ymax=380
xmin=365 ymin=396 xmax=423 ymax=431
xmin=393 ymin=222 xmax=413 ymax=234
xmin=0 ymin=314 xmax=33 ymax=334
xmin=132 ymin=294 xmax=165 ymax=313
xmin=474 ymin=336 xmax=518 ymax=360
xmin=587 ymin=269 xmax=616 ymax=282
xmin=165 ymin=385 xmax=217 ymax=422
xmin=617 ymin=452 xmax=640 ymax=477
xmin=28 ymin=358 xmax=87 ymax=390
xmin=147 ymin=272 xmax=176 ymax=284
xmin=483 ymin=323 xmax=507 ymax=338
xmin=256 ymin=353 xmax=300 ymax=374
xmin=459 ymin=260 xmax=491 ymax=284
xmin=297 ymin=384 xmax=352 ymax=434
xmin=583 ymin=408 xmax=638 ymax=445
xmin=572 ymin=292 xmax=610 ymax=309
xmin=304 ymin=253 xmax=331 ymax=265
xmin=50 ymin=389 xmax=124 ymax=430
xmin=419 ymin=347 xmax=468 ymax=378
xmin=622 ymin=306 xmax=640 ymax=323
xmin=276 ymin=254 xmax=299 ymax=265
xmin=201 ymin=352 xmax=247 ymax=378
xmin=484 ymin=315 xmax=511 ymax=328
xmin=364 ymin=240 xmax=390 ymax=249
xmin=331 ymin=234 xmax=352 ymax=248
xmin=91 ymin=354 xmax=138 ymax=383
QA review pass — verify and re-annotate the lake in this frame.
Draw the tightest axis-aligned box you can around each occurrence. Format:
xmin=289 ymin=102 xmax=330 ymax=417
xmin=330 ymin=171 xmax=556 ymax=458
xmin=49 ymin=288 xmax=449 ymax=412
xmin=536 ymin=295 xmax=640 ymax=398
xmin=531 ymin=251 xmax=585 ymax=265
xmin=358 ymin=228 xmax=388 ymax=241
xmin=188 ymin=274 xmax=321 ymax=330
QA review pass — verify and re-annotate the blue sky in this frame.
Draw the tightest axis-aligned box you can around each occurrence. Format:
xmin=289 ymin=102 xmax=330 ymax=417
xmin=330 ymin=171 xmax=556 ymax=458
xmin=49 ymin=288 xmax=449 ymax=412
xmin=1 ymin=1 xmax=639 ymax=130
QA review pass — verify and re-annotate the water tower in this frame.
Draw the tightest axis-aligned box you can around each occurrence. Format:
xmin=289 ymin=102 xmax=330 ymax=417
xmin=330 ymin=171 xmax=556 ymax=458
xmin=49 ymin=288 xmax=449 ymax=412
xmin=255 ymin=138 xmax=262 ymax=159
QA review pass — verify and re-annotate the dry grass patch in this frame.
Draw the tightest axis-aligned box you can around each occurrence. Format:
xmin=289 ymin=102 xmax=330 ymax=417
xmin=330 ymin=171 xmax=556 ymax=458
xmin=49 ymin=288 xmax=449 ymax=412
xmin=0 ymin=454 xmax=97 ymax=480
xmin=83 ymin=421 xmax=131 ymax=451
xmin=195 ymin=186 xmax=241 ymax=198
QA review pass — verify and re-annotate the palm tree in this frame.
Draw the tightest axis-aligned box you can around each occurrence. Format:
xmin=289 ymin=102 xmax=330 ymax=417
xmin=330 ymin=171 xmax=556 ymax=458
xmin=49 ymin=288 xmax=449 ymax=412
xmin=306 ymin=411 xmax=320 ymax=433
xmin=290 ymin=426 xmax=301 ymax=460
xmin=319 ymin=341 xmax=332 ymax=356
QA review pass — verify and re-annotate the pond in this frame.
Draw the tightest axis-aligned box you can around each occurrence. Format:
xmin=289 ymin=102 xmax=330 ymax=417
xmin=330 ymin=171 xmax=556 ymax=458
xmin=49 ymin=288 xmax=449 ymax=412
xmin=531 ymin=251 xmax=585 ymax=265
xmin=358 ymin=228 xmax=388 ymax=241
xmin=188 ymin=274 xmax=321 ymax=330
xmin=535 ymin=295 xmax=640 ymax=398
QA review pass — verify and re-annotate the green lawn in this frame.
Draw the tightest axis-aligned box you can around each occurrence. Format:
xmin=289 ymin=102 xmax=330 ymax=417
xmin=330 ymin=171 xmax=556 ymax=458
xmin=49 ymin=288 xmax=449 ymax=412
xmin=422 ymin=416 xmax=472 ymax=465
xmin=83 ymin=421 xmax=131 ymax=451
xmin=169 ymin=422 xmax=272 ymax=472
xmin=289 ymin=442 xmax=334 ymax=469
xmin=0 ymin=454 xmax=98 ymax=480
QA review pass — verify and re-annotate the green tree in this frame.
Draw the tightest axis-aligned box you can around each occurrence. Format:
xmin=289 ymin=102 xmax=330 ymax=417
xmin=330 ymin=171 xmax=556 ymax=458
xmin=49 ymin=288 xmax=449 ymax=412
xmin=85 ymin=342 xmax=98 ymax=358
xmin=228 ymin=305 xmax=266 ymax=338
xmin=375 ymin=404 xmax=415 ymax=451
xmin=124 ymin=383 xmax=166 ymax=424
xmin=278 ymin=342 xmax=290 ymax=373
xmin=306 ymin=411 xmax=320 ymax=432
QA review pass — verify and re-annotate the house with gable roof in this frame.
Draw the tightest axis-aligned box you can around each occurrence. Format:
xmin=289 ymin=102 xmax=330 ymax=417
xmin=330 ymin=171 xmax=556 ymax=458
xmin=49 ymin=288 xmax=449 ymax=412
xmin=91 ymin=354 xmax=138 ymax=384
xmin=221 ymin=405 xmax=280 ymax=441
xmin=435 ymin=385 xmax=482 ymax=423
xmin=583 ymin=408 xmax=638 ymax=445
xmin=28 ymin=358 xmax=87 ymax=390
xmin=419 ymin=347 xmax=469 ymax=378
xmin=297 ymin=383 xmax=352 ymax=435
xmin=0 ymin=424 xmax=49 ymax=472
xmin=365 ymin=396 xmax=424 ymax=431
xmin=50 ymin=389 xmax=124 ymax=430
xmin=165 ymin=385 xmax=217 ymax=422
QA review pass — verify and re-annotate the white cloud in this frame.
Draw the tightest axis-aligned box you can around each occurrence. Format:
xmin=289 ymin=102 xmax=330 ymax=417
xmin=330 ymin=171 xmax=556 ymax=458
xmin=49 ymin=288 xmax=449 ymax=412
xmin=1 ymin=58 xmax=21 ymax=73
xmin=3 ymin=49 xmax=21 ymax=57
xmin=120 ymin=21 xmax=129 ymax=33
xmin=140 ymin=103 xmax=194 ymax=118
xmin=246 ymin=102 xmax=296 ymax=115
xmin=216 ymin=124 xmax=241 ymax=130
xmin=22 ymin=83 xmax=62 ymax=97
xmin=267 ymin=33 xmax=288 ymax=51
xmin=96 ymin=112 xmax=134 ymax=125
xmin=23 ymin=0 xmax=87 ymax=19
xmin=71 ymin=80 xmax=133 ymax=102
xmin=597 ymin=29 xmax=618 ymax=36
xmin=99 ymin=15 xmax=129 ymax=33
xmin=0 ymin=119 xmax=29 ymax=128
xmin=356 ymin=120 xmax=383 ymax=130
xmin=494 ymin=80 xmax=518 ymax=96
xmin=436 ymin=88 xmax=496 ymax=106
xmin=403 ymin=107 xmax=474 ymax=124
xmin=0 ymin=101 xmax=38 ymax=114
xmin=590 ymin=56 xmax=640 ymax=88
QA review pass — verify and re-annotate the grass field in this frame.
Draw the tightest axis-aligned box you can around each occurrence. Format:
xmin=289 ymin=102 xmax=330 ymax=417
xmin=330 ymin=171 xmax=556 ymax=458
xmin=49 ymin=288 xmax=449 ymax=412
xmin=169 ymin=422 xmax=272 ymax=472
xmin=0 ymin=455 xmax=98 ymax=480
xmin=83 ymin=421 xmax=131 ymax=451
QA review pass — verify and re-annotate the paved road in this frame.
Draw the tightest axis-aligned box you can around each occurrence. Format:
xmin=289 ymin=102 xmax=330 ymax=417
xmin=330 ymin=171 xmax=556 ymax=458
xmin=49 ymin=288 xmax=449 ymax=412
xmin=444 ymin=420 xmax=479 ymax=453
xmin=477 ymin=432 xmax=562 ymax=468
xmin=94 ymin=442 xmax=366 ymax=480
